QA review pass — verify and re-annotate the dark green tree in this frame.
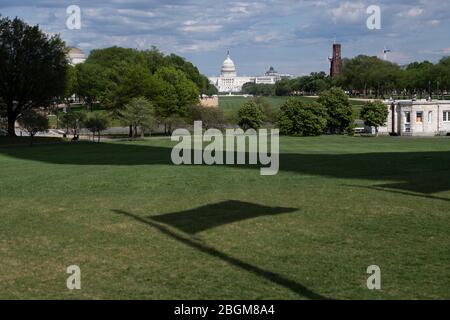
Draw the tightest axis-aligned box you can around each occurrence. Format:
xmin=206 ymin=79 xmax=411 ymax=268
xmin=59 ymin=110 xmax=86 ymax=137
xmin=360 ymin=101 xmax=389 ymax=136
xmin=237 ymin=100 xmax=265 ymax=130
xmin=17 ymin=109 xmax=49 ymax=146
xmin=318 ymin=87 xmax=353 ymax=134
xmin=122 ymin=97 xmax=155 ymax=138
xmin=275 ymin=79 xmax=292 ymax=96
xmin=0 ymin=17 xmax=68 ymax=136
xmin=83 ymin=113 xmax=109 ymax=143
xmin=75 ymin=63 xmax=111 ymax=110
xmin=188 ymin=105 xmax=225 ymax=130
xmin=278 ymin=98 xmax=327 ymax=136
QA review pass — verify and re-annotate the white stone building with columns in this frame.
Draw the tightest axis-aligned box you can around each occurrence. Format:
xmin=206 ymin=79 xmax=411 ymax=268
xmin=379 ymin=99 xmax=450 ymax=136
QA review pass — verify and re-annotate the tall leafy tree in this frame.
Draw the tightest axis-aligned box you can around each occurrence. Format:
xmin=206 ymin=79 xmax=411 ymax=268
xmin=360 ymin=101 xmax=389 ymax=136
xmin=154 ymin=66 xmax=199 ymax=118
xmin=75 ymin=63 xmax=111 ymax=110
xmin=122 ymin=97 xmax=155 ymax=138
xmin=83 ymin=113 xmax=109 ymax=143
xmin=318 ymin=87 xmax=353 ymax=134
xmin=278 ymin=98 xmax=327 ymax=136
xmin=0 ymin=17 xmax=68 ymax=136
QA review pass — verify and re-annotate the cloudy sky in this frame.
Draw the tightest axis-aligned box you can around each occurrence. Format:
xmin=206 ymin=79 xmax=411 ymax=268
xmin=1 ymin=0 xmax=449 ymax=76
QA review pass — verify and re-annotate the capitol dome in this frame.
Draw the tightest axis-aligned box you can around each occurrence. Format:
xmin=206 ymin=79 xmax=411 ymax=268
xmin=221 ymin=51 xmax=237 ymax=77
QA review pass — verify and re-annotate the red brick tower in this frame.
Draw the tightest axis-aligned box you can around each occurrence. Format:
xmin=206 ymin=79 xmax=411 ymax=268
xmin=330 ymin=43 xmax=342 ymax=78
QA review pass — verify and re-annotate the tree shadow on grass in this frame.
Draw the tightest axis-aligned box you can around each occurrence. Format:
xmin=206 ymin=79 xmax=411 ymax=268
xmin=1 ymin=141 xmax=450 ymax=195
xmin=113 ymin=202 xmax=329 ymax=300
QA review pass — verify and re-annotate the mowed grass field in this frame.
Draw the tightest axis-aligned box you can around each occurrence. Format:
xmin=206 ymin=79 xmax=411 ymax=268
xmin=0 ymin=136 xmax=449 ymax=299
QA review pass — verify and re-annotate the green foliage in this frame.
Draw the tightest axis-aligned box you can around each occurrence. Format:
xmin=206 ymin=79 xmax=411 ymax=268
xmin=278 ymin=98 xmax=327 ymax=136
xmin=122 ymin=97 xmax=155 ymax=138
xmin=59 ymin=110 xmax=87 ymax=136
xmin=75 ymin=46 xmax=210 ymax=128
xmin=75 ymin=63 xmax=111 ymax=108
xmin=318 ymin=87 xmax=353 ymax=134
xmin=290 ymin=72 xmax=331 ymax=94
xmin=360 ymin=101 xmax=389 ymax=134
xmin=63 ymin=65 xmax=77 ymax=102
xmin=338 ymin=55 xmax=450 ymax=98
xmin=0 ymin=17 xmax=68 ymax=136
xmin=83 ymin=113 xmax=109 ymax=143
xmin=104 ymin=63 xmax=154 ymax=112
xmin=188 ymin=105 xmax=225 ymax=130
xmin=154 ymin=66 xmax=200 ymax=118
xmin=338 ymin=55 xmax=402 ymax=97
xmin=252 ymin=97 xmax=278 ymax=124
xmin=237 ymin=101 xmax=265 ymax=130
xmin=275 ymin=79 xmax=293 ymax=96
xmin=18 ymin=110 xmax=49 ymax=145
xmin=242 ymin=83 xmax=276 ymax=96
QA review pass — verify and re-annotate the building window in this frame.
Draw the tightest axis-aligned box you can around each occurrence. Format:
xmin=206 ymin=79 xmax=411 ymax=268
xmin=416 ymin=111 xmax=423 ymax=123
xmin=444 ymin=111 xmax=450 ymax=122
xmin=428 ymin=111 xmax=433 ymax=123
xmin=405 ymin=111 xmax=411 ymax=124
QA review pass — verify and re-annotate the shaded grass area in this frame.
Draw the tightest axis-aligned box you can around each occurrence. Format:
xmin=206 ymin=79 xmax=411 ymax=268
xmin=0 ymin=136 xmax=449 ymax=299
xmin=0 ymin=136 xmax=64 ymax=147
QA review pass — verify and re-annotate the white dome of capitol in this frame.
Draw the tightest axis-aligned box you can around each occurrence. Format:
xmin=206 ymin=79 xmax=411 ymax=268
xmin=221 ymin=51 xmax=236 ymax=74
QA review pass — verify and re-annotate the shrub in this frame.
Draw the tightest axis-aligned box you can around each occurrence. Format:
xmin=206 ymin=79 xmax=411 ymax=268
xmin=18 ymin=109 xmax=49 ymax=146
xmin=188 ymin=105 xmax=225 ymax=130
xmin=237 ymin=101 xmax=265 ymax=130
xmin=83 ymin=113 xmax=109 ymax=143
xmin=253 ymin=97 xmax=278 ymax=124
xmin=278 ymin=98 xmax=327 ymax=136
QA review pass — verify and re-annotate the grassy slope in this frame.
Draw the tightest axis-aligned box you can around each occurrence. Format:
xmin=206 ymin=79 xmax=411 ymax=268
xmin=0 ymin=136 xmax=449 ymax=299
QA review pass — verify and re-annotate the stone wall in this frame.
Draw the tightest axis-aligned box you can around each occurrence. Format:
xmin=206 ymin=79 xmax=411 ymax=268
xmin=199 ymin=96 xmax=219 ymax=108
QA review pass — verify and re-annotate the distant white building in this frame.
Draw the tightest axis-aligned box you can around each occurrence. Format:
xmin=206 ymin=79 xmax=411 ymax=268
xmin=379 ymin=99 xmax=450 ymax=136
xmin=208 ymin=51 xmax=292 ymax=93
xmin=68 ymin=47 xmax=86 ymax=65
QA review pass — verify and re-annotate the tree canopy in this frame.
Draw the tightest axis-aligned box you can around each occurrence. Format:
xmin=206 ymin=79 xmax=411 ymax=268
xmin=0 ymin=16 xmax=68 ymax=136
xmin=318 ymin=87 xmax=353 ymax=134
xmin=278 ymin=99 xmax=327 ymax=136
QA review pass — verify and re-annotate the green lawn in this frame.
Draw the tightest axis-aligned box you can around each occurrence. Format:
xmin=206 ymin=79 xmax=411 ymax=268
xmin=0 ymin=136 xmax=449 ymax=299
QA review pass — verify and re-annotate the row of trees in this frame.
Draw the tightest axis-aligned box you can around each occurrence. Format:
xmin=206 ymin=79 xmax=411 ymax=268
xmin=236 ymin=87 xmax=388 ymax=136
xmin=243 ymin=56 xmax=450 ymax=98
xmin=236 ymin=87 xmax=353 ymax=135
xmin=68 ymin=46 xmax=218 ymax=134
xmin=338 ymin=55 xmax=450 ymax=98
xmin=0 ymin=16 xmax=218 ymax=137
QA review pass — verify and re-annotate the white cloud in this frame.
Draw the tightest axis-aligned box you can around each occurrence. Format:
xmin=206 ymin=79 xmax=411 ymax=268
xmin=180 ymin=24 xmax=223 ymax=33
xmin=329 ymin=2 xmax=365 ymax=23
xmin=398 ymin=7 xmax=424 ymax=18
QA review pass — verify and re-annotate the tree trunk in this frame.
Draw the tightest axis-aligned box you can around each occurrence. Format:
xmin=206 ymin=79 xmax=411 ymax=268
xmin=7 ymin=115 xmax=17 ymax=137
xmin=97 ymin=132 xmax=101 ymax=143
xmin=129 ymin=125 xmax=133 ymax=138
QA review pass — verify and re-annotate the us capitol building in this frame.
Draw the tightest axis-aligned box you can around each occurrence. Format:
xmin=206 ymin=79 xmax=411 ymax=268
xmin=208 ymin=51 xmax=292 ymax=93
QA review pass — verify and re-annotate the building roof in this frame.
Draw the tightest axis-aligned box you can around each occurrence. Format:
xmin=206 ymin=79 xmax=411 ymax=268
xmin=386 ymin=99 xmax=450 ymax=105
xmin=221 ymin=51 xmax=236 ymax=75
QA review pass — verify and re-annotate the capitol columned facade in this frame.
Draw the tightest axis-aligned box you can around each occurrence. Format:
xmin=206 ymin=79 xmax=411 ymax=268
xmin=208 ymin=51 xmax=292 ymax=93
